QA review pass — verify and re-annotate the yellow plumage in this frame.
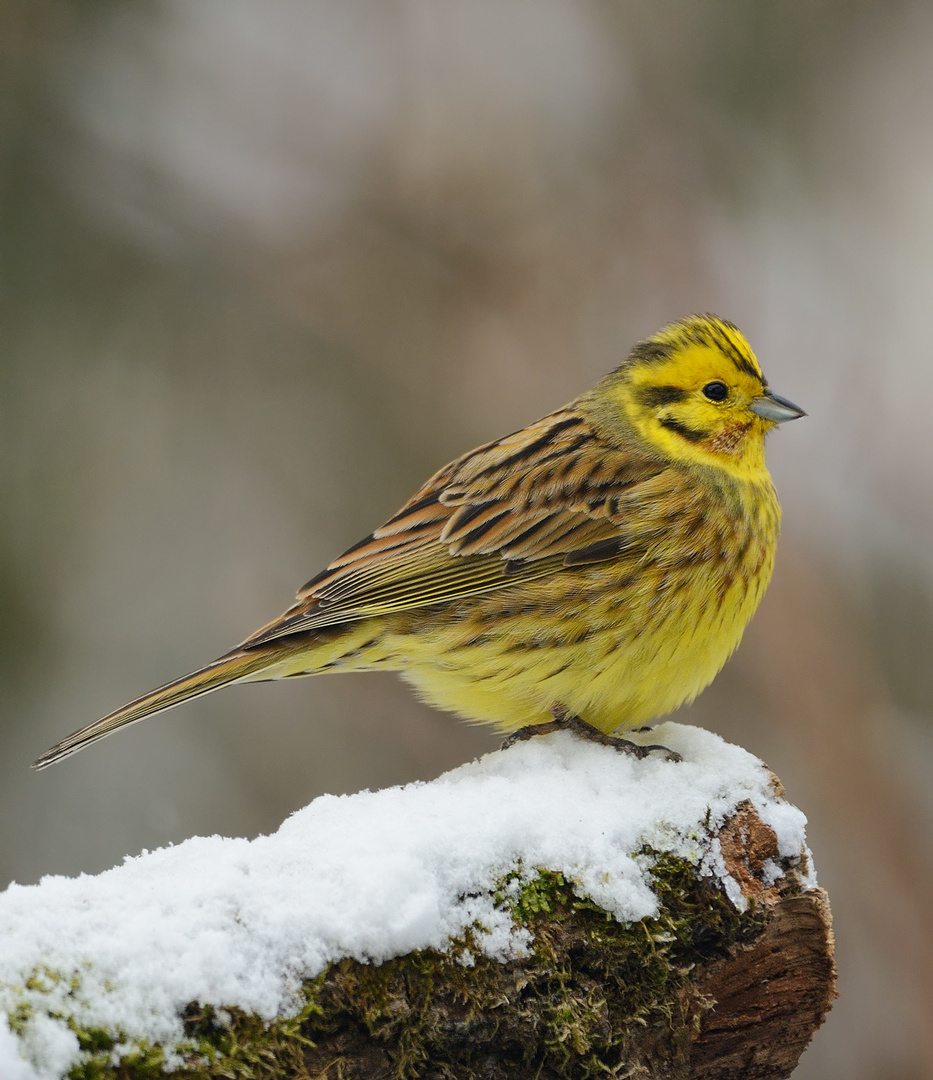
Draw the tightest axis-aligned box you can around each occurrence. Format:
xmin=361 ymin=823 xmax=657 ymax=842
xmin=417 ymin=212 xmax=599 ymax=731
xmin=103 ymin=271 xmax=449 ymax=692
xmin=33 ymin=314 xmax=803 ymax=769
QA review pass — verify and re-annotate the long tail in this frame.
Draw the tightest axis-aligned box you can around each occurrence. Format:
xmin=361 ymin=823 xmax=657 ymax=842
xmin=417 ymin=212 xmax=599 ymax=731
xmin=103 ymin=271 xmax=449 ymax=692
xmin=32 ymin=644 xmax=293 ymax=770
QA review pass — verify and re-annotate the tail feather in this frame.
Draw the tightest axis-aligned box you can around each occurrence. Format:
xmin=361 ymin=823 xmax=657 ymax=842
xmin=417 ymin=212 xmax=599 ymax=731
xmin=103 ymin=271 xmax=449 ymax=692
xmin=32 ymin=646 xmax=285 ymax=770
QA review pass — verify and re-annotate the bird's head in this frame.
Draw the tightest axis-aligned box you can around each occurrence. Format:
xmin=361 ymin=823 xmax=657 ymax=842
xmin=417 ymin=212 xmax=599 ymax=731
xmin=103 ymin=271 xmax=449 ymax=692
xmin=592 ymin=314 xmax=805 ymax=480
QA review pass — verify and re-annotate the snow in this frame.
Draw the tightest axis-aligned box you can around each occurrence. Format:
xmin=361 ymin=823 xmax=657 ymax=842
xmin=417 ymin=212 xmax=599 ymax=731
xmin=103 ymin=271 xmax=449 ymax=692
xmin=0 ymin=722 xmax=814 ymax=1079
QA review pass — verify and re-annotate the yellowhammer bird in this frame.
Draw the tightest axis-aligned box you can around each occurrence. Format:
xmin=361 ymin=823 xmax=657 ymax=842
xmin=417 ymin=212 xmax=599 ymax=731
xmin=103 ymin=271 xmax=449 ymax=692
xmin=33 ymin=314 xmax=803 ymax=770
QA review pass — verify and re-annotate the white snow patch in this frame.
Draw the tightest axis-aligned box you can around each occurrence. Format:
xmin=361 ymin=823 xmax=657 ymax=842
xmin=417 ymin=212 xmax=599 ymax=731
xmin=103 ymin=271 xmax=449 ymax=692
xmin=0 ymin=1019 xmax=45 ymax=1080
xmin=0 ymin=722 xmax=813 ymax=1078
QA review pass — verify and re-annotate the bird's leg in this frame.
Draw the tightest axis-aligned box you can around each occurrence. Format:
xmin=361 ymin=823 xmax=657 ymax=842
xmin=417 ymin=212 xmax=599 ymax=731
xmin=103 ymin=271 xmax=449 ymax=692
xmin=499 ymin=715 xmax=568 ymax=748
xmin=501 ymin=706 xmax=681 ymax=761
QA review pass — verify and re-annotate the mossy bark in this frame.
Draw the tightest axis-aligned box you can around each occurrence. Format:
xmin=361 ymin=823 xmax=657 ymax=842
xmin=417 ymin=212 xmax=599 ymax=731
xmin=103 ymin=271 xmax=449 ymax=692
xmin=65 ymin=798 xmax=834 ymax=1080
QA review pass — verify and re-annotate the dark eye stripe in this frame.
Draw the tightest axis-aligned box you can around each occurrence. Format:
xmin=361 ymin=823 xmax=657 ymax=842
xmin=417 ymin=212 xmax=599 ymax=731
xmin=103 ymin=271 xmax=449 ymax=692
xmin=635 ymin=385 xmax=689 ymax=408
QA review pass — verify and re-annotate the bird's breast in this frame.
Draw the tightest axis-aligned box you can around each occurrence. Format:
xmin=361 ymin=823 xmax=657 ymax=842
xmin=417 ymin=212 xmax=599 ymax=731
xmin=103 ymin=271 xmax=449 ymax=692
xmin=371 ymin=474 xmax=781 ymax=733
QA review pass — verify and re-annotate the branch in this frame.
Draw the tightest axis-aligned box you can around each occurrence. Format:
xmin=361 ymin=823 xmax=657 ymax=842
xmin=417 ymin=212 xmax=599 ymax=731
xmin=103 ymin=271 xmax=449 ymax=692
xmin=0 ymin=724 xmax=835 ymax=1079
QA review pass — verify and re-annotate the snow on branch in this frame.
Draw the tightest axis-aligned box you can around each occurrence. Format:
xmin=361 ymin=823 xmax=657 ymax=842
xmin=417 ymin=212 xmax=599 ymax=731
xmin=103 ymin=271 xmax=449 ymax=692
xmin=0 ymin=723 xmax=834 ymax=1079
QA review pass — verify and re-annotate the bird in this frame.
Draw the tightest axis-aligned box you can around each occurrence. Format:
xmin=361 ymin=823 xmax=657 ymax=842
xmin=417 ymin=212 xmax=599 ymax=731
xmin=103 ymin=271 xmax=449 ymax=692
xmin=32 ymin=314 xmax=804 ymax=770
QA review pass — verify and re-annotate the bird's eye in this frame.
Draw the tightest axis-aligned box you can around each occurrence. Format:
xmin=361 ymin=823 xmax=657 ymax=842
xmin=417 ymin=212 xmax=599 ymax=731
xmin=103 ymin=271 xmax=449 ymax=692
xmin=702 ymin=381 xmax=729 ymax=402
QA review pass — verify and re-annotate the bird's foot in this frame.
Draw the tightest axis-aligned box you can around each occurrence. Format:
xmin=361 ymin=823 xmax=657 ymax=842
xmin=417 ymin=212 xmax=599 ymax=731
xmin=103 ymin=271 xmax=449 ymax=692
xmin=501 ymin=708 xmax=681 ymax=761
xmin=500 ymin=718 xmax=568 ymax=749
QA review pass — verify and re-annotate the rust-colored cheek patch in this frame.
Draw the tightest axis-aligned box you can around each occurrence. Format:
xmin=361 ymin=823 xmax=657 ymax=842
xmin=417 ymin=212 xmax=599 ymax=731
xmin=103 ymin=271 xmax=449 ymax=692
xmin=706 ymin=421 xmax=751 ymax=455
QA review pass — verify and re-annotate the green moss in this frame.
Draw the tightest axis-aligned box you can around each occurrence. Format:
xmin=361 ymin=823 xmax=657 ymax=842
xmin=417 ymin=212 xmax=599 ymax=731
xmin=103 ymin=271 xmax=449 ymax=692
xmin=6 ymin=854 xmax=771 ymax=1079
xmin=6 ymin=1000 xmax=34 ymax=1037
xmin=66 ymin=1036 xmax=165 ymax=1080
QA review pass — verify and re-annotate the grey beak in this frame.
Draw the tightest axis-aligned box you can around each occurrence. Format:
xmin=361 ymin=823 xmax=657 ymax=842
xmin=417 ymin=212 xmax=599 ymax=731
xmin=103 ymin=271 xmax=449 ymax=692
xmin=749 ymin=389 xmax=806 ymax=424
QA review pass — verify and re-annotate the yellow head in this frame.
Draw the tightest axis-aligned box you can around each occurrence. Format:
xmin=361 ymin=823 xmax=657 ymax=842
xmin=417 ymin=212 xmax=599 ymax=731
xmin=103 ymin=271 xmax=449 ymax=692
xmin=591 ymin=314 xmax=804 ymax=481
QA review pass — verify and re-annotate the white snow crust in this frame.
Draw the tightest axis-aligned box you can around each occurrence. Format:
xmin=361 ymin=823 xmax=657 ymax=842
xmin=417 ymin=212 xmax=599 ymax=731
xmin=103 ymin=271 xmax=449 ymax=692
xmin=0 ymin=722 xmax=814 ymax=1079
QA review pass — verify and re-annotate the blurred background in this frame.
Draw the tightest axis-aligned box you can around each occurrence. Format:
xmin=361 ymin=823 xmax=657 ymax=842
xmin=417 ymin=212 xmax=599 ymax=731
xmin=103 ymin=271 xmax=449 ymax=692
xmin=2 ymin=2 xmax=932 ymax=1075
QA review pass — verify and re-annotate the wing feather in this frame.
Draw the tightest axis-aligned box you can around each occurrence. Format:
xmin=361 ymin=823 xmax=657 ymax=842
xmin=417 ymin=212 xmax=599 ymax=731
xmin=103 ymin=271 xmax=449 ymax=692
xmin=240 ymin=407 xmax=668 ymax=648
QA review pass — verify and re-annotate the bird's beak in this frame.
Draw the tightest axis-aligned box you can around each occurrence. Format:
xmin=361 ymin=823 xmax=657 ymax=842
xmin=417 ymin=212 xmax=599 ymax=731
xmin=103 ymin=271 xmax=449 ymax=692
xmin=749 ymin=389 xmax=806 ymax=424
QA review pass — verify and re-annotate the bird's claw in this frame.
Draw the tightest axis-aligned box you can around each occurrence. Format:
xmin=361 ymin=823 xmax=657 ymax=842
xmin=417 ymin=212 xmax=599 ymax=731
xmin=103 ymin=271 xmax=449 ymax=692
xmin=501 ymin=709 xmax=681 ymax=762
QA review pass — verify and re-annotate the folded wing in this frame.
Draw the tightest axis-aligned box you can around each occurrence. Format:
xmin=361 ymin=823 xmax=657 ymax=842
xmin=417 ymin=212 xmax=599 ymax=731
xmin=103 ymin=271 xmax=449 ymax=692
xmin=241 ymin=407 xmax=666 ymax=646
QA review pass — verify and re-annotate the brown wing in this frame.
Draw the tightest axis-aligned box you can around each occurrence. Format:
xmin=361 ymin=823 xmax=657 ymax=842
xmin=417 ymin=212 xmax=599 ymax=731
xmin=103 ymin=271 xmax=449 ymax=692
xmin=240 ymin=406 xmax=666 ymax=647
